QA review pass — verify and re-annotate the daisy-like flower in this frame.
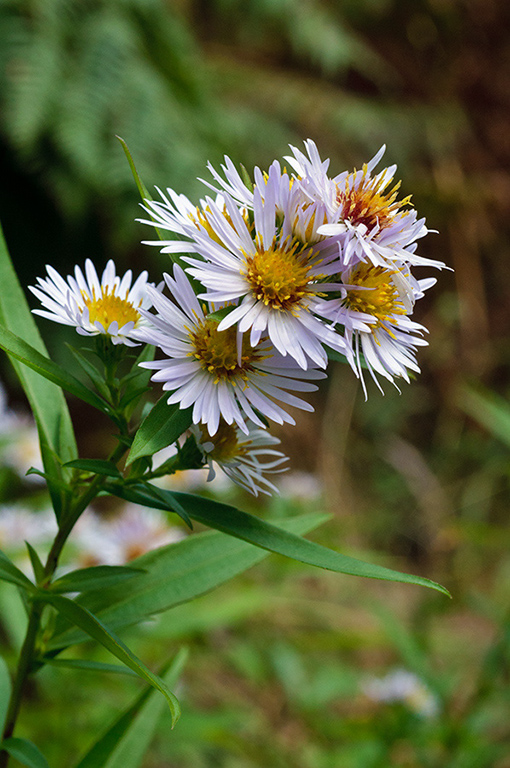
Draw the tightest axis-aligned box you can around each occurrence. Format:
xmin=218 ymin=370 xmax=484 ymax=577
xmin=191 ymin=420 xmax=288 ymax=496
xmin=30 ymin=259 xmax=155 ymax=346
xmin=286 ymin=140 xmax=445 ymax=271
xmin=319 ymin=260 xmax=435 ymax=395
xmin=133 ymin=265 xmax=325 ymax=436
xmin=362 ymin=668 xmax=439 ymax=718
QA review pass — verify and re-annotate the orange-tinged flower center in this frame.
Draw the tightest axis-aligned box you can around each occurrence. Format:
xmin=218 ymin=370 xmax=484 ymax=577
xmin=191 ymin=318 xmax=266 ymax=381
xmin=336 ymin=166 xmax=411 ymax=233
xmin=84 ymin=289 xmax=141 ymax=329
xmin=244 ymin=241 xmax=315 ymax=311
xmin=343 ymin=264 xmax=405 ymax=327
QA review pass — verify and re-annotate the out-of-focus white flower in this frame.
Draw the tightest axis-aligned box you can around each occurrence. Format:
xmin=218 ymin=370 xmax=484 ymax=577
xmin=192 ymin=420 xmax=288 ymax=497
xmin=72 ymin=504 xmax=185 ymax=566
xmin=277 ymin=471 xmax=322 ymax=501
xmin=0 ymin=506 xmax=57 ymax=551
xmin=0 ymin=382 xmax=43 ymax=482
xmin=30 ymin=259 xmax=155 ymax=346
xmin=362 ymin=668 xmax=439 ymax=718
xmin=133 ymin=265 xmax=325 ymax=437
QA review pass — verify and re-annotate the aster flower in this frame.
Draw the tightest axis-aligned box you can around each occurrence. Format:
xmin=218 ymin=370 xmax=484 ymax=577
xmin=318 ymin=260 xmax=435 ymax=395
xmin=286 ymin=140 xmax=445 ymax=271
xmin=133 ymin=265 xmax=325 ymax=437
xmin=191 ymin=420 xmax=288 ymax=496
xmin=29 ymin=259 xmax=155 ymax=346
xmin=362 ymin=668 xmax=439 ymax=718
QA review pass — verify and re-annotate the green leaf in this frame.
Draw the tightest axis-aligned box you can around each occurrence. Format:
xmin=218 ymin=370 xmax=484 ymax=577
xmin=25 ymin=543 xmax=45 ymax=584
xmin=0 ymin=550 xmax=36 ymax=592
xmin=50 ymin=565 xmax=145 ymax=594
xmin=106 ymin=481 xmax=192 ymax=528
xmin=0 ymin=222 xmax=78 ymax=517
xmin=74 ymin=649 xmax=188 ymax=768
xmin=63 ymin=459 xmax=122 ymax=478
xmin=0 ymin=737 xmax=49 ymax=768
xmin=115 ymin=136 xmax=153 ymax=204
xmin=40 ymin=593 xmax=180 ymax=726
xmin=459 ymin=385 xmax=510 ymax=448
xmin=174 ymin=493 xmax=450 ymax=595
xmin=206 ymin=304 xmax=238 ymax=323
xmin=41 ymin=658 xmax=138 ymax=677
xmin=0 ymin=325 xmax=112 ymax=416
xmin=0 ymin=655 xmax=11 ymax=734
xmin=65 ymin=345 xmax=111 ymax=399
xmin=48 ymin=514 xmax=328 ymax=648
xmin=127 ymin=398 xmax=193 ymax=464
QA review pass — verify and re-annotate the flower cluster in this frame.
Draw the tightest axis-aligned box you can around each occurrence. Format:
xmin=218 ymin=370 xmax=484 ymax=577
xmin=31 ymin=140 xmax=445 ymax=495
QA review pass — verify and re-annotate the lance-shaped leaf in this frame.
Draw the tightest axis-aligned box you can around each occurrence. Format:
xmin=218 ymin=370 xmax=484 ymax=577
xmin=74 ymin=649 xmax=188 ymax=768
xmin=172 ymin=492 xmax=450 ymax=595
xmin=48 ymin=514 xmax=327 ymax=649
xmin=127 ymin=398 xmax=193 ymax=464
xmin=40 ymin=593 xmax=180 ymax=726
xmin=0 ymin=326 xmax=112 ymax=416
xmin=63 ymin=459 xmax=122 ymax=478
xmin=0 ymin=222 xmax=78 ymax=516
xmin=107 ymin=481 xmax=192 ymax=528
xmin=0 ymin=655 xmax=11 ymax=734
xmin=0 ymin=737 xmax=49 ymax=768
xmin=42 ymin=658 xmax=138 ymax=677
xmin=50 ymin=565 xmax=145 ymax=594
xmin=0 ymin=550 xmax=36 ymax=592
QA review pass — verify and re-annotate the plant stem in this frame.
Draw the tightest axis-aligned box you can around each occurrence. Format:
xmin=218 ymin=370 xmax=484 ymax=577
xmin=0 ymin=604 xmax=42 ymax=767
xmin=0 ymin=437 xmax=129 ymax=763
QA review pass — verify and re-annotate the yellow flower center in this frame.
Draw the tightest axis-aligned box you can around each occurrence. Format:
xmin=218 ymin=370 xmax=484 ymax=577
xmin=191 ymin=317 xmax=265 ymax=381
xmin=244 ymin=241 xmax=315 ymax=311
xmin=198 ymin=420 xmax=245 ymax=462
xmin=84 ymin=289 xmax=141 ymax=329
xmin=343 ymin=264 xmax=406 ymax=327
xmin=336 ymin=165 xmax=411 ymax=233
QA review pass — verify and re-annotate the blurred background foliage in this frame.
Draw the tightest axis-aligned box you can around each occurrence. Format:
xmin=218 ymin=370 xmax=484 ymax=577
xmin=1 ymin=0 xmax=510 ymax=765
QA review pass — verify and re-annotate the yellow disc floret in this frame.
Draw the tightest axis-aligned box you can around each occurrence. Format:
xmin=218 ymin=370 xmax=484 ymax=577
xmin=191 ymin=317 xmax=265 ymax=381
xmin=197 ymin=420 xmax=245 ymax=462
xmin=343 ymin=264 xmax=406 ymax=327
xmin=244 ymin=240 xmax=315 ymax=311
xmin=337 ymin=165 xmax=411 ymax=233
xmin=84 ymin=288 xmax=141 ymax=329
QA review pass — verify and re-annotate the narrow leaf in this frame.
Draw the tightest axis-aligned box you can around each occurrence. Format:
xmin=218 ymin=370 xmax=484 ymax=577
xmin=42 ymin=658 xmax=138 ymax=677
xmin=74 ymin=649 xmax=188 ymax=768
xmin=174 ymin=493 xmax=450 ymax=595
xmin=0 ymin=326 xmax=111 ymax=415
xmin=127 ymin=398 xmax=192 ymax=464
xmin=459 ymin=385 xmax=510 ymax=448
xmin=51 ymin=565 xmax=144 ymax=593
xmin=0 ymin=655 xmax=11 ymax=734
xmin=65 ymin=345 xmax=110 ymax=399
xmin=25 ymin=543 xmax=45 ymax=584
xmin=63 ymin=459 xmax=121 ymax=478
xmin=0 ymin=550 xmax=35 ymax=591
xmin=107 ymin=481 xmax=192 ymax=528
xmin=0 ymin=222 xmax=77 ymax=516
xmin=41 ymin=594 xmax=180 ymax=725
xmin=0 ymin=737 xmax=49 ymax=768
xmin=115 ymin=136 xmax=152 ymax=203
xmin=49 ymin=514 xmax=328 ymax=648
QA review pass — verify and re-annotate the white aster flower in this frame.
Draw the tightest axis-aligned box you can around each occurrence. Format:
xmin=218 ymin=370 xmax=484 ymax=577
xmin=362 ymin=668 xmax=439 ymax=718
xmin=133 ymin=265 xmax=326 ymax=437
xmin=287 ymin=140 xmax=445 ymax=271
xmin=192 ymin=420 xmax=288 ymax=497
xmin=30 ymin=259 xmax=155 ymax=346
xmin=319 ymin=261 xmax=435 ymax=395
xmin=72 ymin=505 xmax=185 ymax=566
